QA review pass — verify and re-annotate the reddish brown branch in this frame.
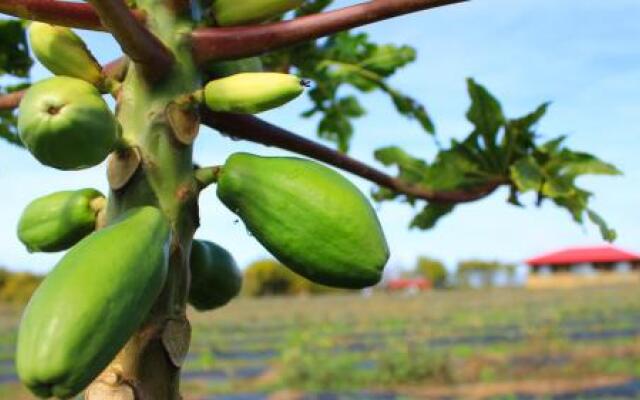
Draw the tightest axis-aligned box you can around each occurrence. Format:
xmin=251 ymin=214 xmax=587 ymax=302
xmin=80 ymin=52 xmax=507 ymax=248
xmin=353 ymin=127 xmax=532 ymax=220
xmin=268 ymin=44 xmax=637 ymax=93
xmin=201 ymin=110 xmax=502 ymax=204
xmin=0 ymin=58 xmax=126 ymax=111
xmin=191 ymin=0 xmax=467 ymax=63
xmin=86 ymin=0 xmax=173 ymax=81
xmin=0 ymin=92 xmax=25 ymax=110
xmin=0 ymin=0 xmax=144 ymax=31
xmin=103 ymin=57 xmax=129 ymax=81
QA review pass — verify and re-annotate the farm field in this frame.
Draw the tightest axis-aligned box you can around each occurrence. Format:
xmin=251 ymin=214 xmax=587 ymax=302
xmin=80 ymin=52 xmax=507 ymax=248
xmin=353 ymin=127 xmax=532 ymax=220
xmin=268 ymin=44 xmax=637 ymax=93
xmin=3 ymin=285 xmax=640 ymax=399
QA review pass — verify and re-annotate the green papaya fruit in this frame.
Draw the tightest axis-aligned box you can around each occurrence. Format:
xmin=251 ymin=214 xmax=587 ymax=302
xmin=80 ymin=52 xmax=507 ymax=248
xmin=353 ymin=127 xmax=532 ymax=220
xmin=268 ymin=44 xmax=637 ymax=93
xmin=16 ymin=206 xmax=171 ymax=399
xmin=17 ymin=188 xmax=105 ymax=253
xmin=189 ymin=239 xmax=242 ymax=310
xmin=203 ymin=72 xmax=304 ymax=114
xmin=18 ymin=76 xmax=118 ymax=170
xmin=29 ymin=22 xmax=104 ymax=87
xmin=205 ymin=57 xmax=263 ymax=79
xmin=216 ymin=153 xmax=389 ymax=288
xmin=213 ymin=0 xmax=303 ymax=26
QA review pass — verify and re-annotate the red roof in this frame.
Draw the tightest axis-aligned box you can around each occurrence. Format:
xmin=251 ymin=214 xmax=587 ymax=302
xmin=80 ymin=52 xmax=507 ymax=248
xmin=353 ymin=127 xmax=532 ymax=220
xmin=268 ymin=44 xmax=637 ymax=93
xmin=387 ymin=278 xmax=430 ymax=290
xmin=526 ymin=245 xmax=640 ymax=267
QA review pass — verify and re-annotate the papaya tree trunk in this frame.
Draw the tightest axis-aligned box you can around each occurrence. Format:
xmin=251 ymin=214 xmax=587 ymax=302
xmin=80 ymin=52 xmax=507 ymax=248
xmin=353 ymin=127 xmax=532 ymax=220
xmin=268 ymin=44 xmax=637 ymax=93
xmin=85 ymin=1 xmax=201 ymax=398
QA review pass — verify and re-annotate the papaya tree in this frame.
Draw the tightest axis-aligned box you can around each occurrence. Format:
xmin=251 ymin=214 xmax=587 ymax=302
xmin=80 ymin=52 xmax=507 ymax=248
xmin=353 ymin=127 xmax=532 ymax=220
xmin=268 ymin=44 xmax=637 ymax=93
xmin=0 ymin=0 xmax=621 ymax=398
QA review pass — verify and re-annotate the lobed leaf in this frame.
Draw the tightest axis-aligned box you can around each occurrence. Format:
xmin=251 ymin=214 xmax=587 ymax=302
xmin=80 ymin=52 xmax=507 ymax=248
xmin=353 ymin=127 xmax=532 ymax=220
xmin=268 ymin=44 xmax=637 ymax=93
xmin=410 ymin=203 xmax=455 ymax=230
xmin=372 ymin=79 xmax=619 ymax=240
xmin=0 ymin=20 xmax=32 ymax=77
xmin=262 ymin=23 xmax=432 ymax=150
xmin=0 ymin=20 xmax=31 ymax=148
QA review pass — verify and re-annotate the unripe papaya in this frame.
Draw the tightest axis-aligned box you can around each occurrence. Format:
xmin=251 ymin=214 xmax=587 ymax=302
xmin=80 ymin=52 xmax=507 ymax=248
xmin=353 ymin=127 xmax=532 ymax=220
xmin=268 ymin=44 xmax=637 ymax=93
xmin=17 ymin=188 xmax=104 ymax=253
xmin=189 ymin=239 xmax=242 ymax=311
xmin=16 ymin=207 xmax=170 ymax=399
xmin=203 ymin=72 xmax=303 ymax=114
xmin=216 ymin=153 xmax=389 ymax=288
xmin=213 ymin=0 xmax=303 ymax=26
xmin=205 ymin=57 xmax=263 ymax=79
xmin=18 ymin=76 xmax=118 ymax=170
xmin=29 ymin=22 xmax=103 ymax=87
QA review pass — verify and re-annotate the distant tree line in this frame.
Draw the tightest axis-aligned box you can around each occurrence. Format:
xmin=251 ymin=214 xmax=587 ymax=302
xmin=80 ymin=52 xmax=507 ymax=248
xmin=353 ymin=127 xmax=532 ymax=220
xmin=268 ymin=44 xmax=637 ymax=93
xmin=0 ymin=268 xmax=42 ymax=304
xmin=0 ymin=256 xmax=519 ymax=304
xmin=243 ymin=256 xmax=520 ymax=296
xmin=405 ymin=257 xmax=518 ymax=289
xmin=242 ymin=259 xmax=347 ymax=297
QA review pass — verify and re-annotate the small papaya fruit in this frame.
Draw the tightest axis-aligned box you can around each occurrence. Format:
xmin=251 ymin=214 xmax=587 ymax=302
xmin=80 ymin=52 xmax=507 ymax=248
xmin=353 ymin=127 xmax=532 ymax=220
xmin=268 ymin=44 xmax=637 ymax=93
xmin=213 ymin=0 xmax=303 ymax=26
xmin=29 ymin=22 xmax=103 ymax=87
xmin=18 ymin=76 xmax=118 ymax=170
xmin=189 ymin=239 xmax=242 ymax=310
xmin=203 ymin=72 xmax=304 ymax=114
xmin=216 ymin=153 xmax=389 ymax=288
xmin=17 ymin=188 xmax=105 ymax=253
xmin=16 ymin=206 xmax=171 ymax=399
xmin=205 ymin=57 xmax=263 ymax=79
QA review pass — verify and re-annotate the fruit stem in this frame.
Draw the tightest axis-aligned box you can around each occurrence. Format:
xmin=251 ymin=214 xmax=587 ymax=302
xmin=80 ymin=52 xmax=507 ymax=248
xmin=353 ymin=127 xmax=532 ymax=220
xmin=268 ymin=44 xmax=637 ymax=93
xmin=102 ymin=77 xmax=123 ymax=98
xmin=194 ymin=166 xmax=221 ymax=190
xmin=90 ymin=196 xmax=107 ymax=214
xmin=176 ymin=89 xmax=203 ymax=106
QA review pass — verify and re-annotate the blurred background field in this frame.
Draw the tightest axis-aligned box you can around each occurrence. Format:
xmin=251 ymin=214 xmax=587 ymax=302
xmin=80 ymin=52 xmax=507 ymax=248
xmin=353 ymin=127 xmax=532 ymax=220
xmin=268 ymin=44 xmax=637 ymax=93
xmin=3 ymin=282 xmax=640 ymax=399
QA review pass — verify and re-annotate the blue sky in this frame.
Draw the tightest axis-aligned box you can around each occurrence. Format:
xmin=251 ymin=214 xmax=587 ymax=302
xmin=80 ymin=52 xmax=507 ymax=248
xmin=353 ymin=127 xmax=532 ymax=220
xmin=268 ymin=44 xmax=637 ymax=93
xmin=1 ymin=0 xmax=639 ymax=274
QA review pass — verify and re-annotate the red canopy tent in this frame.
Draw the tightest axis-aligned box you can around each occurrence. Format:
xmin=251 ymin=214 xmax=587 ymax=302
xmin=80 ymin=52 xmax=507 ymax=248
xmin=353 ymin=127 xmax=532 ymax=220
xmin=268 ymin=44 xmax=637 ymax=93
xmin=526 ymin=245 xmax=640 ymax=268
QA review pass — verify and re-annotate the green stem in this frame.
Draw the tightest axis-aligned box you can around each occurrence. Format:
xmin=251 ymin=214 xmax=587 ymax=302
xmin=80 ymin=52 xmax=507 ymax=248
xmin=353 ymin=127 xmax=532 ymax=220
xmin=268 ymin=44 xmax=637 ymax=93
xmin=102 ymin=77 xmax=123 ymax=98
xmin=85 ymin=0 xmax=201 ymax=398
xmin=194 ymin=166 xmax=220 ymax=190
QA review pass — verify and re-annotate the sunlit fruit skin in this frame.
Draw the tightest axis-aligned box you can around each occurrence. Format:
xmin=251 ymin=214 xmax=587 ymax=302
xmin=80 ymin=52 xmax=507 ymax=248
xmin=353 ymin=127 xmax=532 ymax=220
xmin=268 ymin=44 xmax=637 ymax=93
xmin=16 ymin=207 xmax=171 ymax=399
xmin=189 ymin=239 xmax=242 ymax=310
xmin=18 ymin=76 xmax=118 ymax=170
xmin=28 ymin=22 xmax=103 ymax=87
xmin=205 ymin=57 xmax=263 ymax=79
xmin=17 ymin=188 xmax=104 ymax=253
xmin=217 ymin=153 xmax=390 ymax=289
xmin=213 ymin=0 xmax=303 ymax=26
xmin=203 ymin=72 xmax=303 ymax=114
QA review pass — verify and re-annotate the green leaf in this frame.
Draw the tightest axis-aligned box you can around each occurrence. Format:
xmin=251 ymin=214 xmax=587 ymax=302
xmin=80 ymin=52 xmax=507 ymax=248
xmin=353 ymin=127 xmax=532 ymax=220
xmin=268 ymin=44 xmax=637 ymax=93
xmin=540 ymin=136 xmax=566 ymax=154
xmin=374 ymin=146 xmax=428 ymax=184
xmin=587 ymin=209 xmax=617 ymax=242
xmin=371 ymin=186 xmax=400 ymax=202
xmin=542 ymin=175 xmax=574 ymax=197
xmin=0 ymin=20 xmax=32 ymax=77
xmin=318 ymin=108 xmax=353 ymax=152
xmin=359 ymin=44 xmax=416 ymax=77
xmin=295 ymin=0 xmax=333 ymax=16
xmin=508 ymin=185 xmax=523 ymax=207
xmin=510 ymin=102 xmax=549 ymax=132
xmin=0 ymin=19 xmax=31 ymax=148
xmin=374 ymin=146 xmax=416 ymax=166
xmin=316 ymin=96 xmax=365 ymax=152
xmin=423 ymin=147 xmax=486 ymax=191
xmin=510 ymin=157 xmax=544 ymax=192
xmin=264 ymin=29 xmax=429 ymax=150
xmin=319 ymin=58 xmax=435 ymax=135
xmin=370 ymin=79 xmax=619 ymax=240
xmin=386 ymin=88 xmax=435 ymax=134
xmin=451 ymin=136 xmax=492 ymax=170
xmin=410 ymin=203 xmax=455 ymax=230
xmin=558 ymin=151 xmax=622 ymax=177
xmin=501 ymin=103 xmax=548 ymax=164
xmin=0 ymin=109 xmax=22 ymax=147
xmin=551 ymin=188 xmax=591 ymax=222
xmin=466 ymin=78 xmax=505 ymax=155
